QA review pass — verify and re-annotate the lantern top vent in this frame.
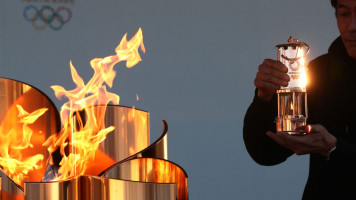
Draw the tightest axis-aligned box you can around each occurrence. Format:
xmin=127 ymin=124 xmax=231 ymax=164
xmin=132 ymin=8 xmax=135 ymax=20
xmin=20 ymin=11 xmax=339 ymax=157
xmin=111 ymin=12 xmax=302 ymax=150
xmin=276 ymin=36 xmax=310 ymax=62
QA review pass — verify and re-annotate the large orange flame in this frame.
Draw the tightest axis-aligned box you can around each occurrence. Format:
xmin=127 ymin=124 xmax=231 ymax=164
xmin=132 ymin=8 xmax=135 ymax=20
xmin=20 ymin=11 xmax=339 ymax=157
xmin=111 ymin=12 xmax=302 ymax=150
xmin=0 ymin=105 xmax=48 ymax=187
xmin=45 ymin=28 xmax=145 ymax=181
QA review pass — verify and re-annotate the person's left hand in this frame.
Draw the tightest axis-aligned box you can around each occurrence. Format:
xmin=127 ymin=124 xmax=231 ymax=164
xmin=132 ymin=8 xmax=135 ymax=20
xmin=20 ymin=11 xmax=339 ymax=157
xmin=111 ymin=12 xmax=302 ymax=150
xmin=266 ymin=124 xmax=337 ymax=158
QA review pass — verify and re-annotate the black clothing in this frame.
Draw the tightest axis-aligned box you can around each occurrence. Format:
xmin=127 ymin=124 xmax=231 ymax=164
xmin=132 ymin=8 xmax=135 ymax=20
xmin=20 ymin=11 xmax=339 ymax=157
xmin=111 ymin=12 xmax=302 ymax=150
xmin=243 ymin=37 xmax=356 ymax=200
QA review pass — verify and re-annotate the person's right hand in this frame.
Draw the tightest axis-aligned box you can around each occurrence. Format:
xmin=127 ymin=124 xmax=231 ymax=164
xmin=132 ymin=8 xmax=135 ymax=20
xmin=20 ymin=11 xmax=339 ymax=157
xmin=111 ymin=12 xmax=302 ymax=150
xmin=254 ymin=59 xmax=290 ymax=101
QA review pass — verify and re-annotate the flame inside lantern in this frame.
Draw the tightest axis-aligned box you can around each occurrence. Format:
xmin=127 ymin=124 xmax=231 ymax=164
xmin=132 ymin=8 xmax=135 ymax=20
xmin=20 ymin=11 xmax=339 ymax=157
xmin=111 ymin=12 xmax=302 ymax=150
xmin=44 ymin=28 xmax=145 ymax=181
xmin=290 ymin=101 xmax=293 ymax=111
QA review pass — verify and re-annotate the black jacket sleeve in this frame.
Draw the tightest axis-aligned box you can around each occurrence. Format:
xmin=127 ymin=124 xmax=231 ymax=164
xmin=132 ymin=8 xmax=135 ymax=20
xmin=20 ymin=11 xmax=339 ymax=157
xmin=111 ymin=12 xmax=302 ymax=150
xmin=243 ymin=90 xmax=293 ymax=166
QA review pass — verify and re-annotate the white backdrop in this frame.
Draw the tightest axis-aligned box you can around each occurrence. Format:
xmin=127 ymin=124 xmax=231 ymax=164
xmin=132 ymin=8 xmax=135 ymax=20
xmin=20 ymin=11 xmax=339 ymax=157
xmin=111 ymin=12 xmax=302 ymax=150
xmin=0 ymin=0 xmax=339 ymax=199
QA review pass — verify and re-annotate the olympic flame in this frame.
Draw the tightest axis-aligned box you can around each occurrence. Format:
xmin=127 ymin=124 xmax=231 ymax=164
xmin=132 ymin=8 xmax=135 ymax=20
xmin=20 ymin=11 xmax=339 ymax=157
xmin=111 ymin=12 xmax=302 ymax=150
xmin=0 ymin=105 xmax=48 ymax=187
xmin=44 ymin=28 xmax=145 ymax=180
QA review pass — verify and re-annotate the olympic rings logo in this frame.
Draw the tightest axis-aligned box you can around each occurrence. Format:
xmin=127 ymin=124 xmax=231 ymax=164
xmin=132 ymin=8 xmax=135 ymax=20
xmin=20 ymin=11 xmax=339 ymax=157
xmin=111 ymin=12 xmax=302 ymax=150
xmin=23 ymin=5 xmax=72 ymax=31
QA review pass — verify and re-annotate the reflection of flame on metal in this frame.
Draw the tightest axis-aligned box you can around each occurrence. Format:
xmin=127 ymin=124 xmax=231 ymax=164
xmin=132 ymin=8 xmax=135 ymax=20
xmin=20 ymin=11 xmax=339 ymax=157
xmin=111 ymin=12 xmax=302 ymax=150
xmin=0 ymin=105 xmax=47 ymax=188
xmin=26 ymin=175 xmax=177 ymax=200
xmin=103 ymin=157 xmax=188 ymax=200
xmin=0 ymin=78 xmax=60 ymax=190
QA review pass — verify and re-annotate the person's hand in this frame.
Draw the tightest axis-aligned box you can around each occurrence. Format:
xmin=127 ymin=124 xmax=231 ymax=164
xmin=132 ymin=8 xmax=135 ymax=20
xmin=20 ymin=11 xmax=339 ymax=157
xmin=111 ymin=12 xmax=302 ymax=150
xmin=266 ymin=125 xmax=337 ymax=158
xmin=254 ymin=59 xmax=290 ymax=101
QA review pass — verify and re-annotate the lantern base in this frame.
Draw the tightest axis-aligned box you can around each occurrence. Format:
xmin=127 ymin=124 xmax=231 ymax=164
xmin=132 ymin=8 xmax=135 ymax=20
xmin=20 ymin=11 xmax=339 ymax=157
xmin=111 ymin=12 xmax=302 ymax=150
xmin=275 ymin=116 xmax=307 ymax=135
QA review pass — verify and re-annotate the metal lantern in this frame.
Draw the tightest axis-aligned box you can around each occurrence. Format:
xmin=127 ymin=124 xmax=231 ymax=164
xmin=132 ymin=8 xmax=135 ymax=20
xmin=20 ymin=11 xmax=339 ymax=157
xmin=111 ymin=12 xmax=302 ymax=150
xmin=275 ymin=36 xmax=309 ymax=135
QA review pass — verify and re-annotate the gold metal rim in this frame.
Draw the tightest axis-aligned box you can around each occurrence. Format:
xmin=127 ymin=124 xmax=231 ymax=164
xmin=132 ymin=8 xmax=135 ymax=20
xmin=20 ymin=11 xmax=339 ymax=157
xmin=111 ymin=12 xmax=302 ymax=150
xmin=277 ymin=88 xmax=307 ymax=93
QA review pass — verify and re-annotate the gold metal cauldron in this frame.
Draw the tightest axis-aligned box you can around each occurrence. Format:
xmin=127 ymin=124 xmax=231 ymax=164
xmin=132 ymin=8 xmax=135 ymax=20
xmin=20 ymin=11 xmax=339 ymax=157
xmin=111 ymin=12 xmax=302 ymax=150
xmin=0 ymin=78 xmax=188 ymax=200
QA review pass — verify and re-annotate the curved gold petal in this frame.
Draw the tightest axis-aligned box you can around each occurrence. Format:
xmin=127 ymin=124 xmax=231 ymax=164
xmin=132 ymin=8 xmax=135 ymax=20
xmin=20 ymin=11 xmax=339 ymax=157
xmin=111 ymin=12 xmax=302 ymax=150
xmin=24 ymin=175 xmax=176 ymax=200
xmin=101 ymin=105 xmax=150 ymax=162
xmin=74 ymin=105 xmax=168 ymax=177
xmin=136 ymin=120 xmax=169 ymax=160
xmin=98 ymin=118 xmax=188 ymax=199
xmin=99 ymin=120 xmax=169 ymax=173
xmin=103 ymin=158 xmax=188 ymax=200
xmin=0 ymin=78 xmax=60 ymax=190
